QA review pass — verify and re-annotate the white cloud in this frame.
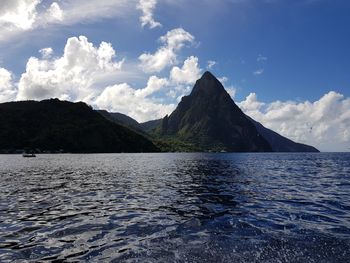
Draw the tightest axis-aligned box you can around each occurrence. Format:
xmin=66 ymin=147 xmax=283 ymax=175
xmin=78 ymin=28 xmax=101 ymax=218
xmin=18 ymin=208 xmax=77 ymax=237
xmin=170 ymin=56 xmax=201 ymax=85
xmin=207 ymin=60 xmax=217 ymax=69
xmin=39 ymin=47 xmax=53 ymax=59
xmin=0 ymin=67 xmax=16 ymax=103
xmin=137 ymin=0 xmax=161 ymax=29
xmin=0 ymin=0 xmax=68 ymax=42
xmin=45 ymin=2 xmax=63 ymax=22
xmin=58 ymin=0 xmax=133 ymax=25
xmin=0 ymin=0 xmax=40 ymax=30
xmin=10 ymin=33 xmax=176 ymax=122
xmin=238 ymin=91 xmax=350 ymax=152
xmin=139 ymin=47 xmax=175 ymax=73
xmin=95 ymin=81 xmax=175 ymax=122
xmin=253 ymin=68 xmax=264 ymax=75
xmin=17 ymin=36 xmax=124 ymax=102
xmin=0 ymin=0 xmax=136 ymax=42
xmin=160 ymin=28 xmax=195 ymax=50
xmin=218 ymin=76 xmax=228 ymax=84
xmin=135 ymin=75 xmax=168 ymax=97
xmin=238 ymin=93 xmax=265 ymax=112
xmin=226 ymin=86 xmax=236 ymax=98
xmin=139 ymin=28 xmax=195 ymax=73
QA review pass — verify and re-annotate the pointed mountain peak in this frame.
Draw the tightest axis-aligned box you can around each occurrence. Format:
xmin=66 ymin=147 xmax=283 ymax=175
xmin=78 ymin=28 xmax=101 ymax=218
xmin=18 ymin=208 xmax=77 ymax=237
xmin=201 ymin=71 xmax=216 ymax=79
xmin=191 ymin=71 xmax=226 ymax=96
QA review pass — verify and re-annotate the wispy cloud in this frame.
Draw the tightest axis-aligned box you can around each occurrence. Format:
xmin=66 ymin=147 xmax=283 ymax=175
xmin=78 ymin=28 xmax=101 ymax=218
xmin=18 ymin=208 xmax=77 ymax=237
xmin=253 ymin=68 xmax=264 ymax=75
xmin=0 ymin=0 xmax=135 ymax=43
xmin=207 ymin=60 xmax=217 ymax=69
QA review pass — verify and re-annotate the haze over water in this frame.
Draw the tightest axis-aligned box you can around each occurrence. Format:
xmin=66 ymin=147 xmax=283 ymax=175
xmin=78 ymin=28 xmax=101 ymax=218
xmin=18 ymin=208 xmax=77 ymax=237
xmin=1 ymin=153 xmax=350 ymax=262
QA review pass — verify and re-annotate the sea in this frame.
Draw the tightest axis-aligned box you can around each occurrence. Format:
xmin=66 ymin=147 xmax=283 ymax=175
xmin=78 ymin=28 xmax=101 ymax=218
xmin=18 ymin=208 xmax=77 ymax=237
xmin=0 ymin=153 xmax=349 ymax=262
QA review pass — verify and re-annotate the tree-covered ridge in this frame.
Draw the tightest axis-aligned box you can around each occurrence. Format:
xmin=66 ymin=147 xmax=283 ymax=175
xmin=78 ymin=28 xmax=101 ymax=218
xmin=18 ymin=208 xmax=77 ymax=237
xmin=0 ymin=99 xmax=158 ymax=153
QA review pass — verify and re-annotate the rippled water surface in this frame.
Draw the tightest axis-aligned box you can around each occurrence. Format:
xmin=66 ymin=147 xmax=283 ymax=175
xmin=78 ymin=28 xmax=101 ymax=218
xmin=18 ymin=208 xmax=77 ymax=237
xmin=0 ymin=153 xmax=350 ymax=262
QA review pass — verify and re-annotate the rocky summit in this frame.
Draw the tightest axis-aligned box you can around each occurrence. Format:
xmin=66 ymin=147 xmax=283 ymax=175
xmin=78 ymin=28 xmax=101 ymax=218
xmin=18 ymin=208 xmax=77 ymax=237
xmin=158 ymin=71 xmax=273 ymax=152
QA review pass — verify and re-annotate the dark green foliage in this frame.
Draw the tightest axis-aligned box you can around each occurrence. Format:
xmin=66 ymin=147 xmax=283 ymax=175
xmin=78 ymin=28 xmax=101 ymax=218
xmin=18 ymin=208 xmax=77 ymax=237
xmin=97 ymin=110 xmax=149 ymax=137
xmin=97 ymin=110 xmax=143 ymax=131
xmin=140 ymin=119 xmax=162 ymax=133
xmin=153 ymin=137 xmax=202 ymax=152
xmin=0 ymin=99 xmax=158 ymax=153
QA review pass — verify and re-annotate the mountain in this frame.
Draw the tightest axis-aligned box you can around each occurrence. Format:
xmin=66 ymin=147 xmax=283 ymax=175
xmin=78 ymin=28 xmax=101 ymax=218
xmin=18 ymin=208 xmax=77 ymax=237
xmin=140 ymin=119 xmax=162 ymax=132
xmin=154 ymin=71 xmax=272 ymax=152
xmin=97 ymin=111 xmax=191 ymax=152
xmin=97 ymin=110 xmax=162 ymax=134
xmin=149 ymin=71 xmax=318 ymax=152
xmin=0 ymin=99 xmax=158 ymax=153
xmin=247 ymin=116 xmax=319 ymax=152
xmin=97 ymin=110 xmax=144 ymax=133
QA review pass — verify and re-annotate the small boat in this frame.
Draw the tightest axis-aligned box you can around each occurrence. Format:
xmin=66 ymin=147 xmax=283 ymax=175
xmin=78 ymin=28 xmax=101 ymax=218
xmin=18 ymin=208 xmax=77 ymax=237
xmin=22 ymin=153 xmax=36 ymax=158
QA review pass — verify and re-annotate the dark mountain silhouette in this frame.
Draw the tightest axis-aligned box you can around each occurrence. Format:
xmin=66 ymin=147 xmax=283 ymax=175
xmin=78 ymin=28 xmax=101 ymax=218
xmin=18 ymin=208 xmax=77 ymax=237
xmin=97 ymin=110 xmax=145 ymax=133
xmin=0 ymin=99 xmax=158 ymax=153
xmin=97 ymin=110 xmax=161 ymax=134
xmin=144 ymin=71 xmax=318 ymax=152
xmin=153 ymin=71 xmax=272 ymax=152
xmin=140 ymin=119 xmax=162 ymax=132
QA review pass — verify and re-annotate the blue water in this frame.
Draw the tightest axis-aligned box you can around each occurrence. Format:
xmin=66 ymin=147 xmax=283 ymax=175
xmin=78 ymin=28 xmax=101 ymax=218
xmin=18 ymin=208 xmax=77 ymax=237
xmin=0 ymin=153 xmax=349 ymax=262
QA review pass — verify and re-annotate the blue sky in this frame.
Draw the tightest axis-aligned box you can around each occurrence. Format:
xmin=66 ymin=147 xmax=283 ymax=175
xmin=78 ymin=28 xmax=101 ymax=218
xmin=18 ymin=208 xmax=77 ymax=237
xmin=0 ymin=0 xmax=349 ymax=151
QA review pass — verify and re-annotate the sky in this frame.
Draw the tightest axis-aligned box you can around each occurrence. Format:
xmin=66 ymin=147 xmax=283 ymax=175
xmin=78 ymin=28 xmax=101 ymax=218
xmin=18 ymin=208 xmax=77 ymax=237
xmin=0 ymin=0 xmax=349 ymax=152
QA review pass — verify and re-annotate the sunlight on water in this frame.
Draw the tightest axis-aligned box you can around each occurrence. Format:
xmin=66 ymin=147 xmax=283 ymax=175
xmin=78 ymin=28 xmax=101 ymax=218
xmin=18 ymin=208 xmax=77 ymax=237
xmin=0 ymin=153 xmax=349 ymax=262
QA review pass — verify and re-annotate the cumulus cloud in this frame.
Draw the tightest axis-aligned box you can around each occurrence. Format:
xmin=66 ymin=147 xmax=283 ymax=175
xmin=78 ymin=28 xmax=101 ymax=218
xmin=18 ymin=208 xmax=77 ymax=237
xmin=95 ymin=81 xmax=175 ymax=122
xmin=170 ymin=56 xmax=201 ymax=85
xmin=238 ymin=93 xmax=265 ymax=112
xmin=135 ymin=75 xmax=169 ymax=97
xmin=139 ymin=28 xmax=195 ymax=73
xmin=17 ymin=36 xmax=124 ymax=102
xmin=0 ymin=0 xmax=63 ymax=35
xmin=0 ymin=67 xmax=17 ymax=102
xmin=11 ymin=34 xmax=175 ymax=122
xmin=137 ymin=0 xmax=161 ymax=29
xmin=238 ymin=92 xmax=350 ymax=151
xmin=0 ymin=0 xmax=66 ymax=41
xmin=45 ymin=2 xmax=63 ymax=22
xmin=39 ymin=47 xmax=53 ymax=59
xmin=95 ymin=55 xmax=201 ymax=121
xmin=0 ymin=0 xmax=40 ymax=30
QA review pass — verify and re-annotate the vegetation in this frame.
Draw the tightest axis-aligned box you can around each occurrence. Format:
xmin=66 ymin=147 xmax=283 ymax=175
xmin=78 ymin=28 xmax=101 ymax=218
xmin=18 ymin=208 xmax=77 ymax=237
xmin=0 ymin=99 xmax=158 ymax=153
xmin=152 ymin=71 xmax=272 ymax=152
xmin=153 ymin=137 xmax=202 ymax=152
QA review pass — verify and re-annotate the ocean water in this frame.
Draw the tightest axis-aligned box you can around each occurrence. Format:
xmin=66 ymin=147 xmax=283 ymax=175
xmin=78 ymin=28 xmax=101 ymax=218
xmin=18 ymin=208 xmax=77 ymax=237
xmin=0 ymin=153 xmax=349 ymax=262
